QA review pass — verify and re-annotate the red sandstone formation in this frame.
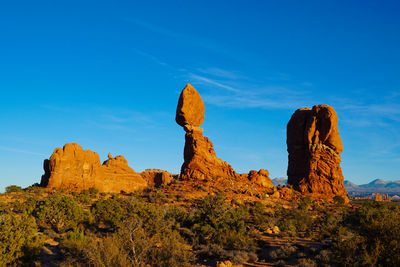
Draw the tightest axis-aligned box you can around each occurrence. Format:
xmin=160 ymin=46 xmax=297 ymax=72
xmin=287 ymin=105 xmax=348 ymax=200
xmin=374 ymin=193 xmax=383 ymax=201
xmin=141 ymin=169 xmax=175 ymax=187
xmin=41 ymin=143 xmax=148 ymax=193
xmin=176 ymin=84 xmax=239 ymax=180
xmin=248 ymin=169 xmax=274 ymax=189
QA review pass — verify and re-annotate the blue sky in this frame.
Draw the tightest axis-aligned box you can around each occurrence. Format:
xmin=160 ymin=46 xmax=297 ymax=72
xmin=1 ymin=0 xmax=399 ymax=191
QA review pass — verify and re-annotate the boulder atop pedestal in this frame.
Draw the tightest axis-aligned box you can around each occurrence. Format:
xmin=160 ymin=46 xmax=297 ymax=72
xmin=175 ymin=83 xmax=205 ymax=127
xmin=176 ymin=84 xmax=238 ymax=181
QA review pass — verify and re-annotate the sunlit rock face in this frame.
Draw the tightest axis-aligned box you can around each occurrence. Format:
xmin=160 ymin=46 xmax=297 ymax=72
xmin=248 ymin=169 xmax=274 ymax=189
xmin=287 ymin=105 xmax=348 ymax=201
xmin=40 ymin=143 xmax=148 ymax=193
xmin=176 ymin=83 xmax=238 ymax=180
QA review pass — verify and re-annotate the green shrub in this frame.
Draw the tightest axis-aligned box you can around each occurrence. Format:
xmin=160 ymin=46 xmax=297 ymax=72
xmin=298 ymin=196 xmax=313 ymax=210
xmin=91 ymin=198 xmax=126 ymax=230
xmin=5 ymin=185 xmax=23 ymax=193
xmin=276 ymin=208 xmax=315 ymax=237
xmin=333 ymin=195 xmax=345 ymax=205
xmin=191 ymin=194 xmax=255 ymax=252
xmin=0 ymin=213 xmax=43 ymax=265
xmin=32 ymin=195 xmax=90 ymax=232
xmin=298 ymin=258 xmax=317 ymax=267
xmin=331 ymin=202 xmax=400 ymax=266
xmin=73 ymin=217 xmax=191 ymax=267
xmin=76 ymin=188 xmax=99 ymax=204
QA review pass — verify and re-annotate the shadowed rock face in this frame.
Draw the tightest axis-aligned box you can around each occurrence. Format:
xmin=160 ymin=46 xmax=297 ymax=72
xmin=287 ymin=105 xmax=348 ymax=200
xmin=41 ymin=143 xmax=148 ymax=193
xmin=176 ymin=84 xmax=238 ymax=180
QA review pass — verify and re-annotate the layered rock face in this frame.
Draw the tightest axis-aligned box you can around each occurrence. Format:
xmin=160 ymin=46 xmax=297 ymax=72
xmin=287 ymin=105 xmax=348 ymax=200
xmin=176 ymin=84 xmax=238 ymax=180
xmin=41 ymin=143 xmax=148 ymax=193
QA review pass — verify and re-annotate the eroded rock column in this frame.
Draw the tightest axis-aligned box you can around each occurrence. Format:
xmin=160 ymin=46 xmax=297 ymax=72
xmin=287 ymin=105 xmax=348 ymax=200
xmin=176 ymin=84 xmax=238 ymax=180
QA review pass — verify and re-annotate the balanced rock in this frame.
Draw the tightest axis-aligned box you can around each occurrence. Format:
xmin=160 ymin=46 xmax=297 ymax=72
xmin=41 ymin=143 xmax=148 ymax=193
xmin=176 ymin=83 xmax=205 ymax=127
xmin=176 ymin=84 xmax=238 ymax=180
xmin=287 ymin=105 xmax=348 ymax=200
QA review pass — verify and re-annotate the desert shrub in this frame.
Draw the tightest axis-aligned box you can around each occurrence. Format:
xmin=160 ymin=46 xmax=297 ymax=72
xmin=319 ymin=211 xmax=342 ymax=238
xmin=247 ymin=201 xmax=273 ymax=229
xmin=69 ymin=216 xmax=191 ymax=267
xmin=32 ymin=195 xmax=90 ymax=232
xmin=147 ymin=188 xmax=168 ymax=204
xmin=0 ymin=201 xmax=9 ymax=213
xmin=298 ymin=196 xmax=313 ymax=210
xmin=91 ymin=198 xmax=126 ymax=230
xmin=191 ymin=194 xmax=255 ymax=253
xmin=21 ymin=197 xmax=39 ymax=214
xmin=197 ymin=243 xmax=257 ymax=264
xmin=76 ymin=188 xmax=99 ymax=204
xmin=25 ymin=184 xmax=43 ymax=195
xmin=5 ymin=185 xmax=23 ymax=193
xmin=274 ymin=244 xmax=297 ymax=259
xmin=0 ymin=213 xmax=43 ymax=265
xmin=164 ymin=205 xmax=190 ymax=227
xmin=315 ymin=249 xmax=332 ymax=265
xmin=275 ymin=259 xmax=286 ymax=267
xmin=333 ymin=195 xmax=345 ymax=205
xmin=275 ymin=208 xmax=315 ymax=237
xmin=268 ymin=250 xmax=278 ymax=260
xmin=331 ymin=201 xmax=400 ymax=266
xmin=298 ymin=258 xmax=317 ymax=267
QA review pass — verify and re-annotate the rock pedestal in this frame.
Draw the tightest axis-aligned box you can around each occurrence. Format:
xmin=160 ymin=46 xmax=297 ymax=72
xmin=176 ymin=84 xmax=238 ymax=180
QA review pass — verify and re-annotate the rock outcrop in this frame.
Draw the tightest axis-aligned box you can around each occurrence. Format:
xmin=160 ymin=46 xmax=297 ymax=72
xmin=248 ymin=169 xmax=274 ymax=189
xmin=41 ymin=143 xmax=148 ymax=193
xmin=374 ymin=193 xmax=383 ymax=201
xmin=287 ymin=105 xmax=348 ymax=200
xmin=176 ymin=84 xmax=238 ymax=180
xmin=141 ymin=169 xmax=175 ymax=187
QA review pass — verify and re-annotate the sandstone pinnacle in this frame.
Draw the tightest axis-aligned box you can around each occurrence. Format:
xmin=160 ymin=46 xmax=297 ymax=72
xmin=287 ymin=104 xmax=348 ymax=201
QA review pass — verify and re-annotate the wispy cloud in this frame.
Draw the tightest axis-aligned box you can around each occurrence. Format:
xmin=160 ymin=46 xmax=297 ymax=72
xmin=196 ymin=67 xmax=247 ymax=80
xmin=188 ymin=73 xmax=241 ymax=93
xmin=123 ymin=18 xmax=254 ymax=63
xmin=0 ymin=146 xmax=47 ymax=157
xmin=133 ymin=48 xmax=169 ymax=67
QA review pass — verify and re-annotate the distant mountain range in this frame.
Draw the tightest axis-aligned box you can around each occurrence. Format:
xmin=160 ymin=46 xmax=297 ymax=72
xmin=271 ymin=178 xmax=400 ymax=194
xmin=271 ymin=177 xmax=287 ymax=186
xmin=344 ymin=179 xmax=400 ymax=193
